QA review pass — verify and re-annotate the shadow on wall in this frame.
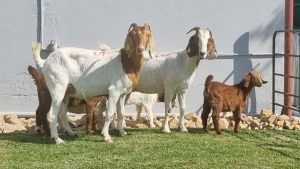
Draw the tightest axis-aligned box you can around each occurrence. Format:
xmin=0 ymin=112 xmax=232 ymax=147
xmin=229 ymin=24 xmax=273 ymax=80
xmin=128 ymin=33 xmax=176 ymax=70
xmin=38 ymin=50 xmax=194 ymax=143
xmin=233 ymin=32 xmax=257 ymax=115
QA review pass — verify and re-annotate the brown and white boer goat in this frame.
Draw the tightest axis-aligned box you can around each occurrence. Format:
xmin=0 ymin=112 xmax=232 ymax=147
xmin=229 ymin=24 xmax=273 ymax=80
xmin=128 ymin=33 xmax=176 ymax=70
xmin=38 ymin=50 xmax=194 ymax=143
xmin=32 ymin=23 xmax=155 ymax=144
xmin=126 ymin=27 xmax=217 ymax=134
xmin=201 ymin=71 xmax=268 ymax=134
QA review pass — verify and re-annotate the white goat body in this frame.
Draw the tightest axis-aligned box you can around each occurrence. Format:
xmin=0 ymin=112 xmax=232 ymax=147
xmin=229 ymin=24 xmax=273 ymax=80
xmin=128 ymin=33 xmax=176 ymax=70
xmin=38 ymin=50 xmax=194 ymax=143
xmin=132 ymin=27 xmax=217 ymax=133
xmin=32 ymin=23 xmax=154 ymax=144
xmin=44 ymin=48 xmax=128 ymax=98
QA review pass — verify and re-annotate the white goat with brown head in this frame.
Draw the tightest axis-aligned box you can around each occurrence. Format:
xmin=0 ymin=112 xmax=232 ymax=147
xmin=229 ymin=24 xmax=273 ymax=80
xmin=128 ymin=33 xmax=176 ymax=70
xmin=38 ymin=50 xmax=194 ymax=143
xmin=32 ymin=23 xmax=154 ymax=144
xmin=119 ymin=27 xmax=217 ymax=133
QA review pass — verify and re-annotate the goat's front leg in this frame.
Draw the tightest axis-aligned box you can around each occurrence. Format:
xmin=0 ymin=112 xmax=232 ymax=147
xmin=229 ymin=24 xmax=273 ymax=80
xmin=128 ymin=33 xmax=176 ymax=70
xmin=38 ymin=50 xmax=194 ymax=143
xmin=143 ymin=104 xmax=155 ymax=128
xmin=116 ymin=94 xmax=127 ymax=136
xmin=136 ymin=105 xmax=143 ymax=121
xmin=101 ymin=87 xmax=120 ymax=142
xmin=211 ymin=109 xmax=222 ymax=135
xmin=162 ymin=90 xmax=174 ymax=133
xmin=58 ymin=96 xmax=76 ymax=136
xmin=177 ymin=92 xmax=188 ymax=132
xmin=233 ymin=109 xmax=242 ymax=133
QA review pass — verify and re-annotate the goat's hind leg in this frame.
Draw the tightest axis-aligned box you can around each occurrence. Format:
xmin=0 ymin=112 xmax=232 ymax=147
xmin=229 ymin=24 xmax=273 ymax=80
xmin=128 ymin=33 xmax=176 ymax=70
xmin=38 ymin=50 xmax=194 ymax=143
xmin=212 ymin=109 xmax=222 ymax=135
xmin=161 ymin=90 xmax=175 ymax=133
xmin=48 ymin=94 xmax=65 ymax=144
xmin=201 ymin=100 xmax=211 ymax=133
xmin=58 ymin=96 xmax=76 ymax=136
xmin=177 ymin=92 xmax=188 ymax=132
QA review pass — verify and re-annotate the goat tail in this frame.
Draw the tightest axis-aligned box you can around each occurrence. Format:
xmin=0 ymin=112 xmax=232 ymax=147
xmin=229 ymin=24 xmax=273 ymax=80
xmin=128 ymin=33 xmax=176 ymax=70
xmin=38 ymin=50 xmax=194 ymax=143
xmin=27 ymin=65 xmax=39 ymax=79
xmin=32 ymin=42 xmax=45 ymax=68
xmin=204 ymin=75 xmax=213 ymax=93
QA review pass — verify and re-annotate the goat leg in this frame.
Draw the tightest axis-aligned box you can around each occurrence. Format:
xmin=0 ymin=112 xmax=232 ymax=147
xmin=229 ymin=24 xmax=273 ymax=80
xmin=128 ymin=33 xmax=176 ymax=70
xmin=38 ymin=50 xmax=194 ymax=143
xmin=201 ymin=101 xmax=211 ymax=133
xmin=233 ymin=110 xmax=242 ymax=133
xmin=212 ymin=110 xmax=222 ymax=135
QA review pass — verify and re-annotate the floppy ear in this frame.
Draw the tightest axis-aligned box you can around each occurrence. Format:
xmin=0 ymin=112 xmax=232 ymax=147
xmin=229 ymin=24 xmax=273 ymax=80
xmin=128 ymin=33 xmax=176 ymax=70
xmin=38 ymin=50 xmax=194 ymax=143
xmin=242 ymin=73 xmax=251 ymax=88
xmin=124 ymin=32 xmax=134 ymax=57
xmin=148 ymin=32 xmax=155 ymax=58
xmin=186 ymin=35 xmax=197 ymax=57
xmin=206 ymin=28 xmax=217 ymax=60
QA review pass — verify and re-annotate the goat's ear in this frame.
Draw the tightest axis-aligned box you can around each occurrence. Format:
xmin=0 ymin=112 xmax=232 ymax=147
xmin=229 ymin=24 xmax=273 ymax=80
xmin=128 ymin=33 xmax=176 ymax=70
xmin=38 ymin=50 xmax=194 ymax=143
xmin=186 ymin=35 xmax=196 ymax=57
xmin=148 ymin=32 xmax=155 ymax=58
xmin=124 ymin=32 xmax=134 ymax=57
xmin=242 ymin=73 xmax=251 ymax=88
xmin=206 ymin=28 xmax=217 ymax=60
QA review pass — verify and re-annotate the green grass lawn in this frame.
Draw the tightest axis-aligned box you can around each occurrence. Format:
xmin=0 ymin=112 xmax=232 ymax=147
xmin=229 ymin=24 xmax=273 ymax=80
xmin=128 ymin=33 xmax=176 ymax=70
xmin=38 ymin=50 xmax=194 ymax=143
xmin=0 ymin=128 xmax=299 ymax=169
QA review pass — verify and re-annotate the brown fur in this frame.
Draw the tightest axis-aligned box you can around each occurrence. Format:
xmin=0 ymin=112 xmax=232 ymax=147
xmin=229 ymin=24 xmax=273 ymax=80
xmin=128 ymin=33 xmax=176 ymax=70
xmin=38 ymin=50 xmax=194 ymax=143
xmin=201 ymin=71 xmax=267 ymax=134
xmin=121 ymin=48 xmax=143 ymax=87
xmin=157 ymin=93 xmax=177 ymax=108
xmin=28 ymin=65 xmax=51 ymax=136
xmin=207 ymin=36 xmax=217 ymax=60
xmin=121 ymin=23 xmax=154 ymax=87
xmin=28 ymin=65 xmax=101 ymax=136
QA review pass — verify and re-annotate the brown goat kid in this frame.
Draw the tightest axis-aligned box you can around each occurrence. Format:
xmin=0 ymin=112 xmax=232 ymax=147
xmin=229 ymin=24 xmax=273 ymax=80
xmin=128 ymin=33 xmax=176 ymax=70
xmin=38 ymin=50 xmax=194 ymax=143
xmin=28 ymin=65 xmax=102 ymax=136
xmin=201 ymin=71 xmax=268 ymax=134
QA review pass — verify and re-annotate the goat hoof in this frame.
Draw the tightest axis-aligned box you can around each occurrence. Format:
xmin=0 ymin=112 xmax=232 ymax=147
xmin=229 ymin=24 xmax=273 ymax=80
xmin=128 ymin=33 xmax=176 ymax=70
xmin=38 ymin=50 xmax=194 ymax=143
xmin=35 ymin=126 xmax=44 ymax=134
xmin=161 ymin=128 xmax=171 ymax=134
xmin=179 ymin=126 xmax=189 ymax=133
xmin=118 ymin=130 xmax=127 ymax=136
xmin=86 ymin=130 xmax=94 ymax=135
xmin=103 ymin=135 xmax=113 ymax=142
xmin=216 ymin=131 xmax=222 ymax=135
xmin=66 ymin=131 xmax=77 ymax=136
xmin=54 ymin=138 xmax=65 ymax=144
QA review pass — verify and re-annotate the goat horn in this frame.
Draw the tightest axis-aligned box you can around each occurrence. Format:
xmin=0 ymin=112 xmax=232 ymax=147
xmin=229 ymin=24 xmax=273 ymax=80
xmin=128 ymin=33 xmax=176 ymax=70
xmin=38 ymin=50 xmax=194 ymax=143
xmin=144 ymin=23 xmax=151 ymax=31
xmin=186 ymin=27 xmax=200 ymax=34
xmin=128 ymin=23 xmax=138 ymax=32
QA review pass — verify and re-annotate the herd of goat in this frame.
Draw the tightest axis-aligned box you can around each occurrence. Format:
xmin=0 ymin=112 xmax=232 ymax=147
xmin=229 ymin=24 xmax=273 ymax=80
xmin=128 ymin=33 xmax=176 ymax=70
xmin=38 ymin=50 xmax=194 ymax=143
xmin=28 ymin=23 xmax=267 ymax=144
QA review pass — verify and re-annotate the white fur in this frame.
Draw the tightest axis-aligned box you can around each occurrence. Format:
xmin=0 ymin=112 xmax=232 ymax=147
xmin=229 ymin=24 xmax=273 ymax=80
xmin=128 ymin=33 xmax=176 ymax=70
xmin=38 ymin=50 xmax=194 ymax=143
xmin=32 ymin=45 xmax=140 ymax=144
xmin=126 ymin=91 xmax=159 ymax=128
xmin=132 ymin=28 xmax=216 ymax=133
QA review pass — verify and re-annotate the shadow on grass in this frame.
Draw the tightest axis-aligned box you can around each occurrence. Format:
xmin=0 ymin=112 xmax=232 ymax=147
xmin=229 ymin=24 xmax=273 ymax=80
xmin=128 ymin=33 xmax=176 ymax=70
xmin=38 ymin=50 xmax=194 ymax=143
xmin=224 ymin=129 xmax=300 ymax=161
xmin=0 ymin=132 xmax=79 ymax=144
xmin=119 ymin=127 xmax=212 ymax=137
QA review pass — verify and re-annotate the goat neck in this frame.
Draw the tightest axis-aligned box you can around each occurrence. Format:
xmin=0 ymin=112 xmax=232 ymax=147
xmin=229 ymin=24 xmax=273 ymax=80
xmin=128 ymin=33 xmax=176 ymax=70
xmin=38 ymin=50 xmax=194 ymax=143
xmin=121 ymin=48 xmax=144 ymax=87
xmin=235 ymin=82 xmax=254 ymax=101
xmin=180 ymin=50 xmax=200 ymax=73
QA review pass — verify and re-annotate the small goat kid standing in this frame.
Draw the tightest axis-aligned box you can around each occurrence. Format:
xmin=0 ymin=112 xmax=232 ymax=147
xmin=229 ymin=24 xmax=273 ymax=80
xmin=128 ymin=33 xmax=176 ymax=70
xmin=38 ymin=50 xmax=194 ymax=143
xmin=32 ymin=23 xmax=154 ymax=144
xmin=201 ymin=71 xmax=268 ymax=134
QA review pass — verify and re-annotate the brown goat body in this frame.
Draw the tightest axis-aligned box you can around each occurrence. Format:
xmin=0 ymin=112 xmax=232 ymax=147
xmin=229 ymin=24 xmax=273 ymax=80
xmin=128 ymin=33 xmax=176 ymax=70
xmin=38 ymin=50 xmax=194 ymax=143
xmin=201 ymin=71 xmax=267 ymax=134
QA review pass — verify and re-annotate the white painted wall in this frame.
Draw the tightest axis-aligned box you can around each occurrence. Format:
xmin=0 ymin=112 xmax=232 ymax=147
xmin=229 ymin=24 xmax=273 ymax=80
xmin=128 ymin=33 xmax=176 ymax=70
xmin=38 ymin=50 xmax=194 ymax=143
xmin=0 ymin=0 xmax=286 ymax=116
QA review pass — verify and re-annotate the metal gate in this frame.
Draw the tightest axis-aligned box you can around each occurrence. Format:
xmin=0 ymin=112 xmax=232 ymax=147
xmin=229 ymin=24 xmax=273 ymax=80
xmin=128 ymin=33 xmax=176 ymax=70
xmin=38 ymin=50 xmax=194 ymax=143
xmin=272 ymin=30 xmax=300 ymax=115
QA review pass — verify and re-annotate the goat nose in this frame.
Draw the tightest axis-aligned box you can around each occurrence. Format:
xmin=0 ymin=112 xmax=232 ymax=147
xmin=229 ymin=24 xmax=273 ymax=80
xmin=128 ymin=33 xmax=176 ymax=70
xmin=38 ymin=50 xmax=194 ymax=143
xmin=200 ymin=51 xmax=206 ymax=56
xmin=137 ymin=48 xmax=144 ymax=53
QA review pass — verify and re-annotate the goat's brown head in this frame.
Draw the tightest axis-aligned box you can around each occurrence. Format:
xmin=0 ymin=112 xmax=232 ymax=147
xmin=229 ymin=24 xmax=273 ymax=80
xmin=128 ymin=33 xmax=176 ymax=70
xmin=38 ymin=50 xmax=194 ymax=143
xmin=124 ymin=23 xmax=155 ymax=58
xmin=186 ymin=27 xmax=217 ymax=60
xmin=242 ymin=71 xmax=268 ymax=88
